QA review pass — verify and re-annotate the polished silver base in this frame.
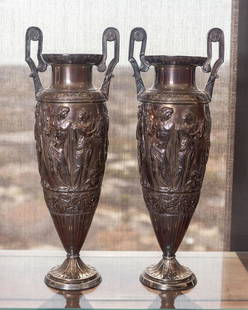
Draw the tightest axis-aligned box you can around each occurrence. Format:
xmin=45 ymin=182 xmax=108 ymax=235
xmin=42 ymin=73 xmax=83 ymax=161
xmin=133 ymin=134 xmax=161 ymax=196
xmin=44 ymin=256 xmax=101 ymax=291
xmin=140 ymin=256 xmax=197 ymax=291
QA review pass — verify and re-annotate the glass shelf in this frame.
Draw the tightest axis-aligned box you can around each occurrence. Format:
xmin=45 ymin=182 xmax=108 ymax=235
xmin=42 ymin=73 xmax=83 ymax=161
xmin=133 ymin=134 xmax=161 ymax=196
xmin=0 ymin=251 xmax=247 ymax=309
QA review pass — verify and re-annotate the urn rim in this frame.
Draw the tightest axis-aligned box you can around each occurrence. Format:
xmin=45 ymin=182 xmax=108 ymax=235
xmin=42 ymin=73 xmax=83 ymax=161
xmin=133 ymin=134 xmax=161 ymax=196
xmin=42 ymin=54 xmax=103 ymax=65
xmin=144 ymin=55 xmax=207 ymax=66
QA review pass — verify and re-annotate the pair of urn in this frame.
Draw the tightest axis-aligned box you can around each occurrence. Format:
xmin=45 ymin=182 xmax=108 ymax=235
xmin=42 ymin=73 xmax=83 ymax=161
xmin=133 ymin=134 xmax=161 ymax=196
xmin=25 ymin=26 xmax=224 ymax=291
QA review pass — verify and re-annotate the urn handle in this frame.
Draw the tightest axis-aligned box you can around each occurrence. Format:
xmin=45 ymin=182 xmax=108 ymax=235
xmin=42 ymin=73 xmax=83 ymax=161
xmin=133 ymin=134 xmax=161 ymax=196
xmin=203 ymin=28 xmax=224 ymax=99
xmin=25 ymin=26 xmax=47 ymax=96
xmin=97 ymin=27 xmax=120 ymax=99
xmin=128 ymin=27 xmax=150 ymax=96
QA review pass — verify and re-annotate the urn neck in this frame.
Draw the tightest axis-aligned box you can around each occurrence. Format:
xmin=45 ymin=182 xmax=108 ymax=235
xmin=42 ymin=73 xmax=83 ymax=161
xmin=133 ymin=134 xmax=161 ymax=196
xmin=51 ymin=64 xmax=94 ymax=90
xmin=153 ymin=65 xmax=196 ymax=90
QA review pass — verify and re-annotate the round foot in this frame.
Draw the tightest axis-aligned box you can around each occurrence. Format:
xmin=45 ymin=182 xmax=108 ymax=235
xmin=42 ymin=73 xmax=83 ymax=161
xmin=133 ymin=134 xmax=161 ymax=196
xmin=44 ymin=257 xmax=101 ymax=291
xmin=140 ymin=256 xmax=197 ymax=291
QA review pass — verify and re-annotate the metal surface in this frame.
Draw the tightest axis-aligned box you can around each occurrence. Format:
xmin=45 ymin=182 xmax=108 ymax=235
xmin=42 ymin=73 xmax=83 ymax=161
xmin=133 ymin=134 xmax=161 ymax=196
xmin=25 ymin=26 xmax=119 ymax=290
xmin=140 ymin=257 xmax=197 ymax=291
xmin=25 ymin=27 xmax=47 ymax=95
xmin=44 ymin=257 xmax=101 ymax=291
xmin=129 ymin=27 xmax=224 ymax=291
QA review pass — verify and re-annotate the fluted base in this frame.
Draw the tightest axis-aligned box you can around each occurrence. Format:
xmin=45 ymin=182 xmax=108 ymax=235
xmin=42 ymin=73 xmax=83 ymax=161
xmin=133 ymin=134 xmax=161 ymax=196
xmin=45 ymin=256 xmax=101 ymax=291
xmin=140 ymin=256 xmax=196 ymax=291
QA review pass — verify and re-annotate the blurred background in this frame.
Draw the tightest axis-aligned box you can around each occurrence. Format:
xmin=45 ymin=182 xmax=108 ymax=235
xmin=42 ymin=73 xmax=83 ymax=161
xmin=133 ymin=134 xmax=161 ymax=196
xmin=0 ymin=0 xmax=232 ymax=251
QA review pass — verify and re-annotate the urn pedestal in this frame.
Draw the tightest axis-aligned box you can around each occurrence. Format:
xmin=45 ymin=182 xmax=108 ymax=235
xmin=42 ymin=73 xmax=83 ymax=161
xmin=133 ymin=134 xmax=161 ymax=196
xmin=25 ymin=26 xmax=119 ymax=290
xmin=129 ymin=27 xmax=224 ymax=290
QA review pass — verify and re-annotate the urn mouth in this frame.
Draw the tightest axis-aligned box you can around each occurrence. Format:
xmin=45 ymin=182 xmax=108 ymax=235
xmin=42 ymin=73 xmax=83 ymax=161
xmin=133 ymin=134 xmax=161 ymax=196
xmin=42 ymin=54 xmax=103 ymax=65
xmin=144 ymin=55 xmax=207 ymax=66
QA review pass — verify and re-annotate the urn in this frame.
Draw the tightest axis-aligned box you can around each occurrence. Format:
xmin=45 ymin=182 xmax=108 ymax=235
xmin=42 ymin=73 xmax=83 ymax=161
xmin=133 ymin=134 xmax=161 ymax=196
xmin=25 ymin=26 xmax=119 ymax=290
xmin=129 ymin=27 xmax=224 ymax=290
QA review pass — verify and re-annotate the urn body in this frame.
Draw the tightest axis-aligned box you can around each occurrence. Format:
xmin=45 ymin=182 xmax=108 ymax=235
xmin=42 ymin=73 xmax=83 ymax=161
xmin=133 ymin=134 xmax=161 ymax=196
xmin=137 ymin=60 xmax=211 ymax=258
xmin=35 ymin=61 xmax=109 ymax=258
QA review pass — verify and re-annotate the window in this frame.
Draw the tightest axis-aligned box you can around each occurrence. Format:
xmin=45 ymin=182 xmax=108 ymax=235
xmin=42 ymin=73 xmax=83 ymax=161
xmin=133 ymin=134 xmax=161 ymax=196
xmin=0 ymin=0 xmax=235 ymax=251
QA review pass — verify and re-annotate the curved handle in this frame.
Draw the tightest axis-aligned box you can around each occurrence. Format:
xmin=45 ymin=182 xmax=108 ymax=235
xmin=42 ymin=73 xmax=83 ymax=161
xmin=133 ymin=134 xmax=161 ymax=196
xmin=128 ymin=27 xmax=150 ymax=95
xmin=202 ymin=28 xmax=224 ymax=99
xmin=97 ymin=27 xmax=120 ymax=99
xmin=25 ymin=26 xmax=47 ymax=96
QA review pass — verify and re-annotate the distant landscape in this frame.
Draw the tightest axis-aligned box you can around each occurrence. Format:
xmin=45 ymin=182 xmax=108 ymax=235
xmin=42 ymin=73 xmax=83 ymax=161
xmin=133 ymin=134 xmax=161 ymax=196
xmin=0 ymin=63 xmax=230 ymax=251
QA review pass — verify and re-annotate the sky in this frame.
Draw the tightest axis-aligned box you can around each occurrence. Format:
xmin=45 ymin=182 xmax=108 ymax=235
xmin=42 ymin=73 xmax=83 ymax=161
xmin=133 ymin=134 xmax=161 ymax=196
xmin=0 ymin=0 xmax=232 ymax=65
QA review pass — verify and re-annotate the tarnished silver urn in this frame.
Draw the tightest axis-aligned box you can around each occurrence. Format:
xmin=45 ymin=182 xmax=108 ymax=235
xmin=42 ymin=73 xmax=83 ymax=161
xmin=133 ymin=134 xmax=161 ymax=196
xmin=129 ymin=27 xmax=224 ymax=290
xmin=25 ymin=26 xmax=119 ymax=290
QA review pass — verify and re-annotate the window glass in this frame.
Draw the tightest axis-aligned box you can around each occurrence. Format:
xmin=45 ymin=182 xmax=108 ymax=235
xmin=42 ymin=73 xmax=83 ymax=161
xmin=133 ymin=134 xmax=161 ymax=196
xmin=0 ymin=0 xmax=232 ymax=250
